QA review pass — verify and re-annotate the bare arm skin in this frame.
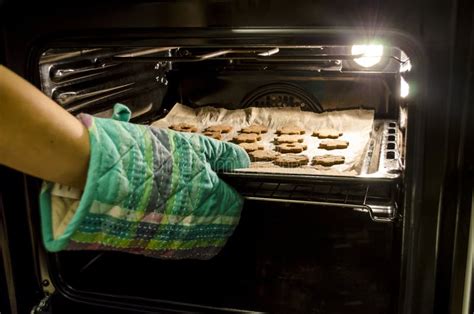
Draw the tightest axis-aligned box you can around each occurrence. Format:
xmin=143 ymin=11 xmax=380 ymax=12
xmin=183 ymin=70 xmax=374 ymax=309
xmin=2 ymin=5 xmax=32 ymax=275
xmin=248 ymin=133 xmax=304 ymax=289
xmin=0 ymin=65 xmax=90 ymax=189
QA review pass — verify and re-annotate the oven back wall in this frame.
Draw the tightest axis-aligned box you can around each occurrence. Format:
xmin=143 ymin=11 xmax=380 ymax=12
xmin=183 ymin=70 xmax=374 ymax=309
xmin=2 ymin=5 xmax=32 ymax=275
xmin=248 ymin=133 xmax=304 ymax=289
xmin=175 ymin=71 xmax=396 ymax=117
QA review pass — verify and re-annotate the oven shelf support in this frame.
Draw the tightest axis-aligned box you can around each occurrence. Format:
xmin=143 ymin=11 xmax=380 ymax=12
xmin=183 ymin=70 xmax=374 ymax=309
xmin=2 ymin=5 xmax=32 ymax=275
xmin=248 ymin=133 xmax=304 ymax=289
xmin=243 ymin=196 xmax=397 ymax=223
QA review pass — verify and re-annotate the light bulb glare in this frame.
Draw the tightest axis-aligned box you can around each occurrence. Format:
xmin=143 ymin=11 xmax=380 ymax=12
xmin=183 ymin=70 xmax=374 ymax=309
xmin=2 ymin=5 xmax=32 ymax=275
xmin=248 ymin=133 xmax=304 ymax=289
xmin=400 ymin=76 xmax=409 ymax=98
xmin=351 ymin=44 xmax=384 ymax=68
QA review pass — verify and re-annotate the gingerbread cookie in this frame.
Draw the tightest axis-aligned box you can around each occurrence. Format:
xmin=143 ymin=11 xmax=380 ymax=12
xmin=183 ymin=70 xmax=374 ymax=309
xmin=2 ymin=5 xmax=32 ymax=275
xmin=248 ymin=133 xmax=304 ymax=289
xmin=239 ymin=143 xmax=264 ymax=152
xmin=202 ymin=131 xmax=222 ymax=140
xmin=241 ymin=124 xmax=268 ymax=134
xmin=273 ymin=154 xmax=309 ymax=167
xmin=205 ymin=124 xmax=233 ymax=133
xmin=249 ymin=150 xmax=280 ymax=162
xmin=275 ymin=143 xmax=307 ymax=153
xmin=275 ymin=135 xmax=304 ymax=143
xmin=276 ymin=126 xmax=305 ymax=135
xmin=233 ymin=133 xmax=262 ymax=143
xmin=312 ymin=154 xmax=345 ymax=166
xmin=312 ymin=128 xmax=343 ymax=139
xmin=169 ymin=123 xmax=198 ymax=133
xmin=318 ymin=140 xmax=349 ymax=150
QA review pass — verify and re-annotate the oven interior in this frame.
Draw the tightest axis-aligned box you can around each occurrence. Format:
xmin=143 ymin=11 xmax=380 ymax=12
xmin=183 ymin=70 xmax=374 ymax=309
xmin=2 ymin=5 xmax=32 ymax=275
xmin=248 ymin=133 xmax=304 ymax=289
xmin=35 ymin=43 xmax=412 ymax=313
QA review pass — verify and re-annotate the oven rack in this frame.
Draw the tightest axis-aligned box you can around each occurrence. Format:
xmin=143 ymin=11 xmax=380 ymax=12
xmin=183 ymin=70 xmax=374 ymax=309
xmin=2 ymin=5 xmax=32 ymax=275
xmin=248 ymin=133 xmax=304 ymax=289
xmin=220 ymin=174 xmax=400 ymax=223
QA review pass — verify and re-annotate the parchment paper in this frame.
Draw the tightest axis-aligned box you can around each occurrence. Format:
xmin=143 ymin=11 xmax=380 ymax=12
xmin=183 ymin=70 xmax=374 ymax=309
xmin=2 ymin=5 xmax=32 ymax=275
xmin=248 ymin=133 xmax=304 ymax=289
xmin=151 ymin=103 xmax=374 ymax=176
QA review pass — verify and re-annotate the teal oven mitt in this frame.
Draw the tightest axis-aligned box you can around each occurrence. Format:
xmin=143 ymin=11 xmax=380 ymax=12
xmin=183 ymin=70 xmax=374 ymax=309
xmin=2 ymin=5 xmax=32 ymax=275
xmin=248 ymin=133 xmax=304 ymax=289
xmin=39 ymin=104 xmax=250 ymax=259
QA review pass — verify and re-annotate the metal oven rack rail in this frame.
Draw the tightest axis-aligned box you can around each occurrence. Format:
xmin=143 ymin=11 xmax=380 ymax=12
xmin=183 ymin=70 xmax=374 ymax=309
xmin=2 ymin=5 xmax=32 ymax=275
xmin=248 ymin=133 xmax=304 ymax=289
xmin=220 ymin=173 xmax=401 ymax=223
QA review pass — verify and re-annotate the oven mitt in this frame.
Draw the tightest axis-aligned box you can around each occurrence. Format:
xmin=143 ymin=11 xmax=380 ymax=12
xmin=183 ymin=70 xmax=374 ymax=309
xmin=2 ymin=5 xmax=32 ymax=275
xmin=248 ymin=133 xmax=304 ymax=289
xmin=39 ymin=103 xmax=250 ymax=259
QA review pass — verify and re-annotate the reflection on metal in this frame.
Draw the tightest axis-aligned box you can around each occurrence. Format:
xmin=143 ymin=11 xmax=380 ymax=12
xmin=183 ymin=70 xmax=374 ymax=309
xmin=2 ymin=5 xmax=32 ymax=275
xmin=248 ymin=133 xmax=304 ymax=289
xmin=113 ymin=48 xmax=288 ymax=62
xmin=246 ymin=196 xmax=396 ymax=222
xmin=54 ymin=83 xmax=135 ymax=106
xmin=360 ymin=121 xmax=404 ymax=179
xmin=360 ymin=138 xmax=376 ymax=175
xmin=462 ymin=189 xmax=474 ymax=314
xmin=39 ymin=48 xmax=102 ymax=64
xmin=66 ymin=85 xmax=137 ymax=112
xmin=400 ymin=50 xmax=412 ymax=72
xmin=114 ymin=47 xmax=177 ymax=58
xmin=51 ymin=63 xmax=117 ymax=81
xmin=112 ymin=54 xmax=367 ymax=63
xmin=258 ymin=47 xmax=280 ymax=56
xmin=401 ymin=76 xmax=410 ymax=98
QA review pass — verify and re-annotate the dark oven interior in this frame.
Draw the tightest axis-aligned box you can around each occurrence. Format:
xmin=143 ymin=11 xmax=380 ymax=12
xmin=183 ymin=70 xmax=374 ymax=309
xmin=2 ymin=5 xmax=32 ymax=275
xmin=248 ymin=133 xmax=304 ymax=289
xmin=34 ymin=42 xmax=412 ymax=313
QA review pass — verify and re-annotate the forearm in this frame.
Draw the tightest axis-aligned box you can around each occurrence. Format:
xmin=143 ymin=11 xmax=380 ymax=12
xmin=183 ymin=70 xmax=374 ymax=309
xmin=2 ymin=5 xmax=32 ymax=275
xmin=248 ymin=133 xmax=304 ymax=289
xmin=0 ymin=65 xmax=90 ymax=189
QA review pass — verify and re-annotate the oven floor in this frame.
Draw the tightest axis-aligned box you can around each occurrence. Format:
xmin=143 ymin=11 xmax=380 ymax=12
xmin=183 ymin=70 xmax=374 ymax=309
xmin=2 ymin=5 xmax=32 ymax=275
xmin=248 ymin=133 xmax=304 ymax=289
xmin=55 ymin=203 xmax=398 ymax=314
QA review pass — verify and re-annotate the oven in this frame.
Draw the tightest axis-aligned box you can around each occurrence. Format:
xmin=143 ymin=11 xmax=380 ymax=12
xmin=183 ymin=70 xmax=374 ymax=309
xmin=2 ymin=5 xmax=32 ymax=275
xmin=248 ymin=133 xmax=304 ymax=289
xmin=0 ymin=1 xmax=473 ymax=314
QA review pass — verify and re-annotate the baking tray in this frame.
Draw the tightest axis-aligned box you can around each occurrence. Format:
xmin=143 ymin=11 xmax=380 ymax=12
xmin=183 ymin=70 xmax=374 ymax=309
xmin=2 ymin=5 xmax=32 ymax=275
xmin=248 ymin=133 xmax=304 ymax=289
xmin=219 ymin=120 xmax=403 ymax=223
xmin=222 ymin=119 xmax=403 ymax=180
xmin=151 ymin=103 xmax=380 ymax=176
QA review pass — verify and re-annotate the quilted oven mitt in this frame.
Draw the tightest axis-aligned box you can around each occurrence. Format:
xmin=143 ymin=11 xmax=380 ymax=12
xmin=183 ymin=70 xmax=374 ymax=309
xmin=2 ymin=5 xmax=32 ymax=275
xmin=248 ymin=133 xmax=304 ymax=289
xmin=39 ymin=104 xmax=250 ymax=259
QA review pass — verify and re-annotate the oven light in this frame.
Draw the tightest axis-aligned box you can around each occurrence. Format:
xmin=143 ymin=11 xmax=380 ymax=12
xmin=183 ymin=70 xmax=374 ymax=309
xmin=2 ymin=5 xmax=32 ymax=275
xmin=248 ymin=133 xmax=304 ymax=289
xmin=351 ymin=44 xmax=384 ymax=68
xmin=400 ymin=76 xmax=409 ymax=98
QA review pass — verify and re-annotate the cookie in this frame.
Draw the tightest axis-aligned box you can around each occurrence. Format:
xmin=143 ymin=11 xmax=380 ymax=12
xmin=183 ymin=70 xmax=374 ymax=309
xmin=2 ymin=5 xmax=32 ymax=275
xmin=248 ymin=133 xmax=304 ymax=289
xmin=169 ymin=123 xmax=198 ymax=133
xmin=312 ymin=154 xmax=345 ymax=166
xmin=275 ymin=143 xmax=307 ymax=153
xmin=273 ymin=154 xmax=309 ymax=167
xmin=275 ymin=135 xmax=304 ymax=143
xmin=313 ymin=128 xmax=343 ymax=139
xmin=202 ymin=131 xmax=222 ymax=140
xmin=233 ymin=133 xmax=262 ymax=143
xmin=205 ymin=124 xmax=233 ymax=133
xmin=241 ymin=124 xmax=268 ymax=134
xmin=239 ymin=143 xmax=264 ymax=152
xmin=318 ymin=140 xmax=349 ymax=150
xmin=249 ymin=150 xmax=280 ymax=161
xmin=276 ymin=126 xmax=305 ymax=135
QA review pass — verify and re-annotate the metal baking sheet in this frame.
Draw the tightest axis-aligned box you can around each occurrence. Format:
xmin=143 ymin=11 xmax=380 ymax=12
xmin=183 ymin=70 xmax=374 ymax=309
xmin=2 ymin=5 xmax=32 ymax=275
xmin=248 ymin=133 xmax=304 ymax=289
xmin=151 ymin=103 xmax=378 ymax=176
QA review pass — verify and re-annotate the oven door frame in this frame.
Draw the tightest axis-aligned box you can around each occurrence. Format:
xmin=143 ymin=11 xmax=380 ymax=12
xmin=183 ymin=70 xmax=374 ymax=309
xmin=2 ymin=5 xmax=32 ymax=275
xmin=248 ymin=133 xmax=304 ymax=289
xmin=0 ymin=0 xmax=468 ymax=312
xmin=25 ymin=27 xmax=427 ymax=314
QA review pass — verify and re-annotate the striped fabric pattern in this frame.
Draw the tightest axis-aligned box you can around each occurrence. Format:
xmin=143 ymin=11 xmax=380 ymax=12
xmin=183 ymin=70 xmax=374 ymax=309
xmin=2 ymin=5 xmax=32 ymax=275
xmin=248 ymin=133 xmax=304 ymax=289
xmin=40 ymin=110 xmax=249 ymax=259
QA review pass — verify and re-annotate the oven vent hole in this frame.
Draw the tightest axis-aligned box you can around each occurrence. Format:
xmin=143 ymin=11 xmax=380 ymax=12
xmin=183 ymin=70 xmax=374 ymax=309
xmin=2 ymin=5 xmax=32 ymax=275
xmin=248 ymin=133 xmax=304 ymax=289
xmin=386 ymin=151 xmax=396 ymax=159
